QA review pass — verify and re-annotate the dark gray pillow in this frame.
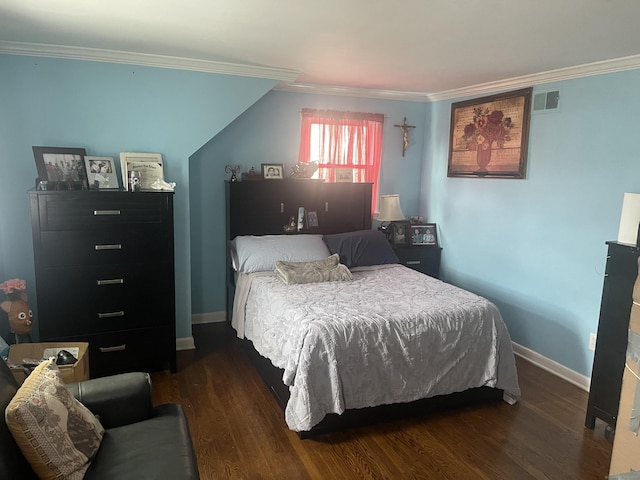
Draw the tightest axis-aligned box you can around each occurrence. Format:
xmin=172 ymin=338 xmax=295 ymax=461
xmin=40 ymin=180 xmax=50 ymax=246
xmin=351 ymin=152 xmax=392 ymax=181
xmin=323 ymin=230 xmax=399 ymax=268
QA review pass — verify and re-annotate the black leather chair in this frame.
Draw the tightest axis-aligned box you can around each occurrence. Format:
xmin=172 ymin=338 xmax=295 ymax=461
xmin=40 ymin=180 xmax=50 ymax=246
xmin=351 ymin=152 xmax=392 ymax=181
xmin=0 ymin=359 xmax=200 ymax=479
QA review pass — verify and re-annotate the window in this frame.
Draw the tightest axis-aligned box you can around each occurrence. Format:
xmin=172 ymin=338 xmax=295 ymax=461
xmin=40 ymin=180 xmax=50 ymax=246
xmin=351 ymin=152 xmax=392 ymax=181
xmin=298 ymin=109 xmax=384 ymax=213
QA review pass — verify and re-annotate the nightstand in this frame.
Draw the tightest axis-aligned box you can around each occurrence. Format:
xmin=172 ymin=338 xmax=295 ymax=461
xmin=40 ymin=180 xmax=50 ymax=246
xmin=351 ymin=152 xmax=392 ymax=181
xmin=394 ymin=246 xmax=442 ymax=279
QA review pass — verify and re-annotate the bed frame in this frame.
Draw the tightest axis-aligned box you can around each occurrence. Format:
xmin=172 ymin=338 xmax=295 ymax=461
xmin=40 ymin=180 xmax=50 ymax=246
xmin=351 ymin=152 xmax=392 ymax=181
xmin=226 ymin=179 xmax=503 ymax=437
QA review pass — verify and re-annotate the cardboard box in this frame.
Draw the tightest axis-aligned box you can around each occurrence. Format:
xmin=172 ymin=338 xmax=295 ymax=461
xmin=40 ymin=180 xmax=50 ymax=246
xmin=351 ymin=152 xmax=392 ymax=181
xmin=7 ymin=342 xmax=89 ymax=385
xmin=609 ymin=292 xmax=640 ymax=478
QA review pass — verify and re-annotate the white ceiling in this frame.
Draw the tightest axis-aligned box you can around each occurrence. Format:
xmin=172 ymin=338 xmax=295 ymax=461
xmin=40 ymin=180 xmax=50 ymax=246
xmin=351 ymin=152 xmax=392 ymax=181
xmin=1 ymin=0 xmax=640 ymax=100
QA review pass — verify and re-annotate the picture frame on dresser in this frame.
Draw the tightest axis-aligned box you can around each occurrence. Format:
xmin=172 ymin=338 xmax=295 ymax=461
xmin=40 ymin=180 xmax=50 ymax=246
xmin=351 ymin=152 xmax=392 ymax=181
xmin=390 ymin=221 xmax=410 ymax=246
xmin=32 ymin=146 xmax=89 ymax=190
xmin=85 ymin=156 xmax=119 ymax=190
xmin=411 ymin=223 xmax=438 ymax=246
xmin=120 ymin=152 xmax=164 ymax=191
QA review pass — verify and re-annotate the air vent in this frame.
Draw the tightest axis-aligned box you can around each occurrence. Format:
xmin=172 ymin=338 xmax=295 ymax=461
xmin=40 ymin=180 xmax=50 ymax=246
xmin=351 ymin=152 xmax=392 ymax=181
xmin=533 ymin=90 xmax=560 ymax=112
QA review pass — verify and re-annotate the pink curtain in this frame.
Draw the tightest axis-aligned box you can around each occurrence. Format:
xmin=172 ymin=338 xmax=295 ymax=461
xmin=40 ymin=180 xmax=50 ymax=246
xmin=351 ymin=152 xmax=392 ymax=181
xmin=298 ymin=109 xmax=384 ymax=214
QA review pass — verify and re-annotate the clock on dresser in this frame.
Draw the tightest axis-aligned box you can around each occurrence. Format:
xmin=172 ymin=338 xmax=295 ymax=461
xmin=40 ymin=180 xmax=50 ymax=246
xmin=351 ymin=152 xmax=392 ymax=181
xmin=29 ymin=190 xmax=176 ymax=378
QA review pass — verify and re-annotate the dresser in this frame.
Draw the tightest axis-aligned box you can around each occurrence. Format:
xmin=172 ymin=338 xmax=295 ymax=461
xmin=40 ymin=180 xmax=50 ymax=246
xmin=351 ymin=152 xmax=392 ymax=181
xmin=393 ymin=246 xmax=442 ymax=278
xmin=585 ymin=241 xmax=639 ymax=430
xmin=29 ymin=190 xmax=176 ymax=378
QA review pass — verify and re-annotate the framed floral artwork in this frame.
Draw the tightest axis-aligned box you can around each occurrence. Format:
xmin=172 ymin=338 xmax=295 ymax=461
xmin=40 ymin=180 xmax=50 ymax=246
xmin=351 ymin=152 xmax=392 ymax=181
xmin=447 ymin=87 xmax=532 ymax=179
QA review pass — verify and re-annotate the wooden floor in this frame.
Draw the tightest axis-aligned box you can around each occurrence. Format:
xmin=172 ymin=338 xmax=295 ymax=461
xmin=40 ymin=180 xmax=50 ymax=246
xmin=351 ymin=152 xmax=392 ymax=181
xmin=150 ymin=323 xmax=613 ymax=480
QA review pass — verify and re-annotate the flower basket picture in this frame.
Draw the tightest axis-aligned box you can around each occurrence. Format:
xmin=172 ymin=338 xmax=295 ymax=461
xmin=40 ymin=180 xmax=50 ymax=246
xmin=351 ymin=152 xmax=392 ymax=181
xmin=447 ymin=87 xmax=532 ymax=178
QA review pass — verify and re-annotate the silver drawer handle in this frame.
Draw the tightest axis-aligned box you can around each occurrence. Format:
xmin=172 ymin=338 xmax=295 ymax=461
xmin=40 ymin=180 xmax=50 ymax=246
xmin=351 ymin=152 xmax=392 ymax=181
xmin=406 ymin=260 xmax=421 ymax=265
xmin=94 ymin=209 xmax=121 ymax=216
xmin=99 ymin=344 xmax=126 ymax=353
xmin=97 ymin=311 xmax=125 ymax=318
xmin=96 ymin=279 xmax=124 ymax=286
xmin=95 ymin=244 xmax=122 ymax=250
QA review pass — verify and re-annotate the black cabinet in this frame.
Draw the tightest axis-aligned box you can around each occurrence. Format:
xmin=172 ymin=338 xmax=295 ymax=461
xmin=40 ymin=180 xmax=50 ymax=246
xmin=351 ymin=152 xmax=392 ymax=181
xmin=30 ymin=190 xmax=176 ymax=377
xmin=394 ymin=246 xmax=442 ymax=279
xmin=585 ymin=241 xmax=639 ymax=429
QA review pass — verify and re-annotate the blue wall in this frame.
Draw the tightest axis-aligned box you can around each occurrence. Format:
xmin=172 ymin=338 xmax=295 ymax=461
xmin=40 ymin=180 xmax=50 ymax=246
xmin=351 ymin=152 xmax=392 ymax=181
xmin=0 ymin=54 xmax=278 ymax=341
xmin=425 ymin=70 xmax=640 ymax=377
xmin=2 ymin=50 xmax=638 ymax=379
xmin=189 ymin=90 xmax=428 ymax=315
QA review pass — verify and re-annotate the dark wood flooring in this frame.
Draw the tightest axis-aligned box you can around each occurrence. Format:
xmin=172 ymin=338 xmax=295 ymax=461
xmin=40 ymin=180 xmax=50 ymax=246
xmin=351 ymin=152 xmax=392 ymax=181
xmin=150 ymin=323 xmax=612 ymax=479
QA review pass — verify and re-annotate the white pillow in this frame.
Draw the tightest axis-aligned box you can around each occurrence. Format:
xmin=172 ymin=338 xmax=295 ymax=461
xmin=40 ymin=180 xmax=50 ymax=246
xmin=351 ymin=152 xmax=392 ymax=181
xmin=231 ymin=234 xmax=331 ymax=273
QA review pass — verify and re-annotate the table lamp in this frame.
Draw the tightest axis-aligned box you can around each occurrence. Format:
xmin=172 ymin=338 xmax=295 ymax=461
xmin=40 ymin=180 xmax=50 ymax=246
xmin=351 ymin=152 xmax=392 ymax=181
xmin=377 ymin=194 xmax=405 ymax=239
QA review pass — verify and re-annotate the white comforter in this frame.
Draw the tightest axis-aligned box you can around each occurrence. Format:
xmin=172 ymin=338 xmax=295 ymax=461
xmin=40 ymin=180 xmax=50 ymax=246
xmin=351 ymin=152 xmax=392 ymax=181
xmin=234 ymin=264 xmax=521 ymax=432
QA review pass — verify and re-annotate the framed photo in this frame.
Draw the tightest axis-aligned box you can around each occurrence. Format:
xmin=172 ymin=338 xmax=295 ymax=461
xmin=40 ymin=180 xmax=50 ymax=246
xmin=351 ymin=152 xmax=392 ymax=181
xmin=335 ymin=168 xmax=353 ymax=182
xmin=262 ymin=163 xmax=284 ymax=179
xmin=32 ymin=146 xmax=88 ymax=189
xmin=85 ymin=156 xmax=119 ymax=189
xmin=448 ymin=87 xmax=532 ymax=179
xmin=411 ymin=224 xmax=438 ymax=247
xmin=120 ymin=152 xmax=164 ymax=191
xmin=307 ymin=210 xmax=319 ymax=228
xmin=390 ymin=221 xmax=410 ymax=246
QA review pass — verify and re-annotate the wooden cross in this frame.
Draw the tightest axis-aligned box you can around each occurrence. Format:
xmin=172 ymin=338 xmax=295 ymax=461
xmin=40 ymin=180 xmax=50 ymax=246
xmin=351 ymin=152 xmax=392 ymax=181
xmin=394 ymin=117 xmax=415 ymax=157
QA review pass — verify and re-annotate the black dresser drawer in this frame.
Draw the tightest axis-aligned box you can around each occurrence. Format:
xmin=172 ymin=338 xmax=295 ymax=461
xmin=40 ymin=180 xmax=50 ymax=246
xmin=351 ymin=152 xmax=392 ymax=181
xmin=31 ymin=190 xmax=176 ymax=375
xmin=39 ymin=228 xmax=171 ymax=267
xmin=393 ymin=246 xmax=442 ymax=278
xmin=37 ymin=263 xmax=173 ymax=338
xmin=61 ymin=327 xmax=175 ymax=378
xmin=35 ymin=191 xmax=170 ymax=230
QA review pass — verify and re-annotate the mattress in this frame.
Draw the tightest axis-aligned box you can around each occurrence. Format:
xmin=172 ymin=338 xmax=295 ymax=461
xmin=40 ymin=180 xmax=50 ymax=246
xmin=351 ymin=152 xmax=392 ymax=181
xmin=234 ymin=264 xmax=521 ymax=432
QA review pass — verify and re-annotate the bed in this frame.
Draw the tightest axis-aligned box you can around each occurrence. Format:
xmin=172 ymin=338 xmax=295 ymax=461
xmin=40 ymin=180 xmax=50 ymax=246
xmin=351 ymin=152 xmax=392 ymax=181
xmin=228 ymin=229 xmax=521 ymax=435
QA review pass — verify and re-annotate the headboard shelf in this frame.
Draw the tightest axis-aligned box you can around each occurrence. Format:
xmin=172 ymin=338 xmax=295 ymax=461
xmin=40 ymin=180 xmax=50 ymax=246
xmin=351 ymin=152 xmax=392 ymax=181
xmin=225 ymin=180 xmax=372 ymax=239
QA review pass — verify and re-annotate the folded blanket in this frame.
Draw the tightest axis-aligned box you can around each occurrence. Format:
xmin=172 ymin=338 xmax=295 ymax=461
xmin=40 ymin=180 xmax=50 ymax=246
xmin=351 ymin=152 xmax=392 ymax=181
xmin=275 ymin=253 xmax=352 ymax=285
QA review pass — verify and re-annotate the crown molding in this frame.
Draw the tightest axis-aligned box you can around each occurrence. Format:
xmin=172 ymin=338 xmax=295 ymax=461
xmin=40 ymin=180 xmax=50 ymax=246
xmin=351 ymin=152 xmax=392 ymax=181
xmin=273 ymin=82 xmax=429 ymax=102
xmin=0 ymin=41 xmax=299 ymax=82
xmin=426 ymin=54 xmax=640 ymax=101
xmin=1 ymin=41 xmax=639 ymax=102
xmin=279 ymin=54 xmax=640 ymax=102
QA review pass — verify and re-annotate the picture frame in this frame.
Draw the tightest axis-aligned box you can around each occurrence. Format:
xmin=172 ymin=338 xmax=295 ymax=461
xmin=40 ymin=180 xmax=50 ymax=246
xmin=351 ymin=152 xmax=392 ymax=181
xmin=32 ymin=146 xmax=89 ymax=190
xmin=119 ymin=152 xmax=164 ymax=191
xmin=447 ymin=87 xmax=532 ymax=179
xmin=390 ymin=220 xmax=411 ymax=246
xmin=335 ymin=167 xmax=354 ymax=183
xmin=411 ymin=223 xmax=438 ymax=247
xmin=85 ymin=156 xmax=119 ymax=190
xmin=307 ymin=210 xmax=319 ymax=228
xmin=262 ymin=163 xmax=284 ymax=179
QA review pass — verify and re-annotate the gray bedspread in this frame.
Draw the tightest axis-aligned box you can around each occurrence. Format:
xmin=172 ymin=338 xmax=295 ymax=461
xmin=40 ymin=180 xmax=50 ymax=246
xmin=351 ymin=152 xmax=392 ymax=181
xmin=235 ymin=264 xmax=521 ymax=432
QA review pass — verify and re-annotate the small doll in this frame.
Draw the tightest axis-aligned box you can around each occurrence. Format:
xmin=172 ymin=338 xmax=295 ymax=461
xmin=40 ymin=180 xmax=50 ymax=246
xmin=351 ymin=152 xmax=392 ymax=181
xmin=0 ymin=278 xmax=34 ymax=344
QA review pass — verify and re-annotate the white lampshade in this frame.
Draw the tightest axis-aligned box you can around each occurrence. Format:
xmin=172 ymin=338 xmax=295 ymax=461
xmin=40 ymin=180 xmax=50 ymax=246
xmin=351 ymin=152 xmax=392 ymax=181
xmin=618 ymin=192 xmax=640 ymax=245
xmin=378 ymin=194 xmax=405 ymax=222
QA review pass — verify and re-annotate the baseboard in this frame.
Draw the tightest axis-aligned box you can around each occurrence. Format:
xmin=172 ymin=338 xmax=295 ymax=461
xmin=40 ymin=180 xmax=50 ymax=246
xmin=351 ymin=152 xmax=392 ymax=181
xmin=192 ymin=311 xmax=226 ymax=324
xmin=176 ymin=336 xmax=195 ymax=351
xmin=512 ymin=342 xmax=591 ymax=392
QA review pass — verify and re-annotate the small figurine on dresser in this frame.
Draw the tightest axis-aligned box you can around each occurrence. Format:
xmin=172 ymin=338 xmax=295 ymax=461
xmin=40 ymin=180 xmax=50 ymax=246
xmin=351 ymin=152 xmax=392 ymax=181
xmin=0 ymin=278 xmax=34 ymax=344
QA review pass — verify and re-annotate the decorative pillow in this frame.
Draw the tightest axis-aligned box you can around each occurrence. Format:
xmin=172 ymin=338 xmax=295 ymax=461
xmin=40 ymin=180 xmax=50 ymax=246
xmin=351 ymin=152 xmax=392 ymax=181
xmin=323 ymin=229 xmax=399 ymax=268
xmin=231 ymin=234 xmax=331 ymax=273
xmin=5 ymin=358 xmax=104 ymax=480
xmin=275 ymin=254 xmax=353 ymax=285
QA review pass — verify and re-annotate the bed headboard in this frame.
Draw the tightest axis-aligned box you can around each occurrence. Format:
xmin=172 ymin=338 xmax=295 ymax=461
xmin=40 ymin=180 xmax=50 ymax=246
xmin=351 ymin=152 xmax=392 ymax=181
xmin=225 ymin=180 xmax=372 ymax=239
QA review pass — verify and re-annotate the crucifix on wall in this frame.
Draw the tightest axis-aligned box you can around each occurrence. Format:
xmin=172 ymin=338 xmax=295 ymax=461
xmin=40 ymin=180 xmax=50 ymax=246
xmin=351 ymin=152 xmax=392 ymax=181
xmin=394 ymin=117 xmax=415 ymax=157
